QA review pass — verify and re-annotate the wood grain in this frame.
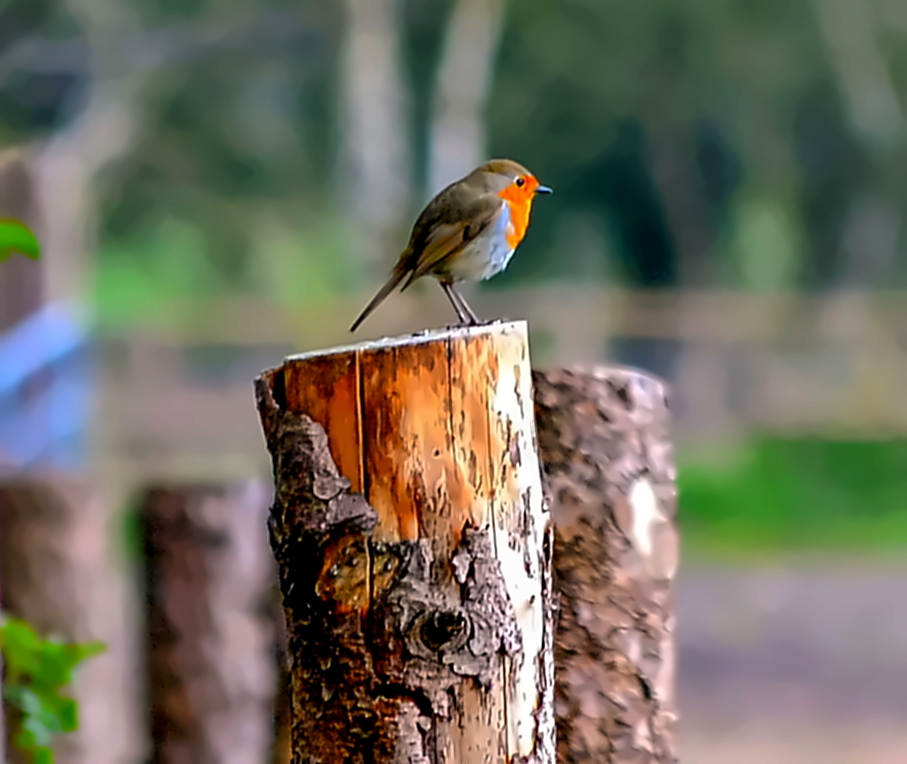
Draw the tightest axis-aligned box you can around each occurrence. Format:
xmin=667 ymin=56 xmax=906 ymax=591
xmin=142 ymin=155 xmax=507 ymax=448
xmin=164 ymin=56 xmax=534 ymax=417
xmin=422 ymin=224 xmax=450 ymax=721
xmin=256 ymin=320 xmax=555 ymax=763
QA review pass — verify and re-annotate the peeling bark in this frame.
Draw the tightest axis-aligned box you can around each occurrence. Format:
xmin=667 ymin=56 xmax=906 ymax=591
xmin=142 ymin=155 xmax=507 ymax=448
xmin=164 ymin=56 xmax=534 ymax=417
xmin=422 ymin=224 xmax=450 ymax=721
xmin=139 ymin=482 xmax=277 ymax=764
xmin=532 ymin=368 xmax=679 ymax=764
xmin=254 ymin=321 xmax=555 ymax=763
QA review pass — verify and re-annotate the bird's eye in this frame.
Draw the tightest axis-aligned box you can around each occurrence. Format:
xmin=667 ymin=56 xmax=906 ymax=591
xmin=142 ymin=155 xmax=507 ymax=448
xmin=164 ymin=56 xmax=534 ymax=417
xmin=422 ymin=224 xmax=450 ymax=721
xmin=515 ymin=177 xmax=525 ymax=187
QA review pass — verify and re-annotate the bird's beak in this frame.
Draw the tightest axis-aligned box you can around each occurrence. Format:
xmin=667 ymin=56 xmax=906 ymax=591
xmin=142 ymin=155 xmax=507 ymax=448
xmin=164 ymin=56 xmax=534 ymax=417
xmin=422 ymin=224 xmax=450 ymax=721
xmin=536 ymin=185 xmax=553 ymax=195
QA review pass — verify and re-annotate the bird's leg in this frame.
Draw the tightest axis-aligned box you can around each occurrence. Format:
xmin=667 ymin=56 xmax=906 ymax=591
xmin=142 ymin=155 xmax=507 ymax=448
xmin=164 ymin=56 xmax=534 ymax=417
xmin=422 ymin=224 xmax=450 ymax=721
xmin=454 ymin=287 xmax=482 ymax=325
xmin=445 ymin=283 xmax=481 ymax=325
xmin=440 ymin=281 xmax=476 ymax=325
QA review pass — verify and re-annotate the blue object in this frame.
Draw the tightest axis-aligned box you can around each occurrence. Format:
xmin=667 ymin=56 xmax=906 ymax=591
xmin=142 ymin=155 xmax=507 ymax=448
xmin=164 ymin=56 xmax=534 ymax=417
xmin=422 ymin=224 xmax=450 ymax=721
xmin=0 ymin=302 xmax=92 ymax=470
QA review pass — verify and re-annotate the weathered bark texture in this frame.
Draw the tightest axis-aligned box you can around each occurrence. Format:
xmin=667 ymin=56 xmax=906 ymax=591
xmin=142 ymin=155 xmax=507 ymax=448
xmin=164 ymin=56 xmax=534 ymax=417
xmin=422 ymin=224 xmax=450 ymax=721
xmin=140 ymin=482 xmax=277 ymax=764
xmin=532 ymin=368 xmax=679 ymax=763
xmin=271 ymin=611 xmax=292 ymax=764
xmin=0 ymin=477 xmax=143 ymax=764
xmin=255 ymin=320 xmax=555 ymax=763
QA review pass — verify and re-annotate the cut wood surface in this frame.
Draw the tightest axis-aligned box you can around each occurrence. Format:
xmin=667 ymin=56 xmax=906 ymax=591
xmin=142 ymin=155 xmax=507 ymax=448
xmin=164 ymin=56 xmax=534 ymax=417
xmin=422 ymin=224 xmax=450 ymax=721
xmin=139 ymin=482 xmax=277 ymax=764
xmin=533 ymin=367 xmax=679 ymax=763
xmin=255 ymin=320 xmax=555 ymax=763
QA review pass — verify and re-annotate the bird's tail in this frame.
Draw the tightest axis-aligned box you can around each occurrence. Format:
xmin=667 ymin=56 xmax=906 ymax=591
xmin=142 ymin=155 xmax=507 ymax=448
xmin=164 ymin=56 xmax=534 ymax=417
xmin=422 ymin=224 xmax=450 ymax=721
xmin=349 ymin=261 xmax=409 ymax=332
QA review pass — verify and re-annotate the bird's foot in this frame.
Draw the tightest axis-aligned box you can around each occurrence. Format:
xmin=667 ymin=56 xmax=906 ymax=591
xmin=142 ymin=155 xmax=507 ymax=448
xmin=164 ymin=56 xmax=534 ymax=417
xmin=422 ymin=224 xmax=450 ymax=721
xmin=444 ymin=316 xmax=517 ymax=331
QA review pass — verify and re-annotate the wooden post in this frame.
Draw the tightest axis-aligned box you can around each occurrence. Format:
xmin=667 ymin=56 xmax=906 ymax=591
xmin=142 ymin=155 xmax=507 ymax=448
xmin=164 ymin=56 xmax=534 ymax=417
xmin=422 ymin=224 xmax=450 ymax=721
xmin=0 ymin=477 xmax=143 ymax=764
xmin=139 ymin=482 xmax=277 ymax=764
xmin=254 ymin=321 xmax=555 ymax=763
xmin=532 ymin=368 xmax=679 ymax=763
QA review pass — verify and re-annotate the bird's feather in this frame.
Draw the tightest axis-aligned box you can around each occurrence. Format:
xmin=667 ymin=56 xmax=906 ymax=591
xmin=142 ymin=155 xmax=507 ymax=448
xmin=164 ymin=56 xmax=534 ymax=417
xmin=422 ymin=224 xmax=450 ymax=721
xmin=402 ymin=192 xmax=503 ymax=285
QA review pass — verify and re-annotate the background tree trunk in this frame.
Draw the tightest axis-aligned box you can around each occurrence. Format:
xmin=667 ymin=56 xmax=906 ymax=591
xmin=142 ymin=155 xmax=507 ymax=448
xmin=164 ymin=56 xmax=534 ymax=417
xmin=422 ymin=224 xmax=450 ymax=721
xmin=533 ymin=367 xmax=679 ymax=763
xmin=339 ymin=0 xmax=412 ymax=270
xmin=255 ymin=320 xmax=555 ymax=762
xmin=139 ymin=482 xmax=276 ymax=764
xmin=0 ymin=477 xmax=143 ymax=764
xmin=0 ymin=148 xmax=42 ymax=332
xmin=30 ymin=0 xmax=147 ymax=310
xmin=428 ymin=0 xmax=506 ymax=192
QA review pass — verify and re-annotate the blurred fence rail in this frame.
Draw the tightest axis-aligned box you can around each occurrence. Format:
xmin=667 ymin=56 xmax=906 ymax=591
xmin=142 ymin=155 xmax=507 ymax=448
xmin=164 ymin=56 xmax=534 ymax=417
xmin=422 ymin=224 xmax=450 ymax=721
xmin=93 ymin=286 xmax=907 ymax=481
xmin=98 ymin=286 xmax=907 ymax=346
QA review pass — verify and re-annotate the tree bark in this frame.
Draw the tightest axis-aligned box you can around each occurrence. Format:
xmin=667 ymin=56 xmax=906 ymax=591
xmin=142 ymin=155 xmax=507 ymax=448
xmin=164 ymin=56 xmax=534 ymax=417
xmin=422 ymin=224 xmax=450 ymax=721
xmin=255 ymin=320 xmax=555 ymax=763
xmin=532 ymin=367 xmax=679 ymax=764
xmin=139 ymin=481 xmax=277 ymax=764
xmin=0 ymin=476 xmax=143 ymax=764
xmin=428 ymin=0 xmax=506 ymax=192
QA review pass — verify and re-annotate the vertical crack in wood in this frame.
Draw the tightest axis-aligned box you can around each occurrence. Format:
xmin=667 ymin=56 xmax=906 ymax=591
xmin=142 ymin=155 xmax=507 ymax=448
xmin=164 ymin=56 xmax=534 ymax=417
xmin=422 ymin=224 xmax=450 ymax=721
xmin=254 ymin=333 xmax=553 ymax=763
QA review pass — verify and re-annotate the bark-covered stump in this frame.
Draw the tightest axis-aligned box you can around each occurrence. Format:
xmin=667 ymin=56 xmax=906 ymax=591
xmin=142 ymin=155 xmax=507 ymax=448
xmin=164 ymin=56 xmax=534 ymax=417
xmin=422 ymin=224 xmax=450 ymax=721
xmin=139 ymin=482 xmax=277 ymax=764
xmin=533 ymin=368 xmax=679 ymax=764
xmin=255 ymin=320 xmax=555 ymax=763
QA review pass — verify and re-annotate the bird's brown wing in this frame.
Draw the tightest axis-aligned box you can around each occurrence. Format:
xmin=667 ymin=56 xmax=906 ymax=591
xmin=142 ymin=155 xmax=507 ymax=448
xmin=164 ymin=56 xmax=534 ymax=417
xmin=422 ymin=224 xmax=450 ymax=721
xmin=401 ymin=192 xmax=503 ymax=286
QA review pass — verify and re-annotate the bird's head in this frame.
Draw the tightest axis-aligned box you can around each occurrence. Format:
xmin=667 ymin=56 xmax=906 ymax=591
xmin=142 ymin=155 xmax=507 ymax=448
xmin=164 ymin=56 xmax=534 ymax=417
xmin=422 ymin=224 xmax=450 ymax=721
xmin=473 ymin=159 xmax=553 ymax=203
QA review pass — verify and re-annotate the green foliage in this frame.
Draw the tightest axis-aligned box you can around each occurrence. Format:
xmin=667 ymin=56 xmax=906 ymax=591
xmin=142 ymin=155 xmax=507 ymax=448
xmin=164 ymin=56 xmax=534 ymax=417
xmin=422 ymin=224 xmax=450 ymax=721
xmin=679 ymin=437 xmax=907 ymax=555
xmin=94 ymin=210 xmax=355 ymax=329
xmin=0 ymin=218 xmax=40 ymax=262
xmin=5 ymin=0 xmax=907 ymax=312
xmin=0 ymin=614 xmax=105 ymax=763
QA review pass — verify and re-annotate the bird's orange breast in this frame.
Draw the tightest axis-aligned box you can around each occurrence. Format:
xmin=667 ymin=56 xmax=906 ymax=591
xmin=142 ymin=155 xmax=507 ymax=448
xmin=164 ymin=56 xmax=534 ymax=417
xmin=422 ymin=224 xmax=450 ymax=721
xmin=497 ymin=187 xmax=536 ymax=250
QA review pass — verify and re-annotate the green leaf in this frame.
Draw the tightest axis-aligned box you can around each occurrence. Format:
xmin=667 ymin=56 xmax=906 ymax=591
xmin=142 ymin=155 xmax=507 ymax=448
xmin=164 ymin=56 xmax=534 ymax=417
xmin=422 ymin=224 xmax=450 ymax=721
xmin=4 ymin=682 xmax=29 ymax=707
xmin=13 ymin=722 xmax=39 ymax=751
xmin=25 ymin=716 xmax=55 ymax=746
xmin=0 ymin=618 xmax=42 ymax=678
xmin=1 ymin=611 xmax=105 ymax=760
xmin=31 ymin=641 xmax=75 ymax=687
xmin=18 ymin=687 xmax=45 ymax=718
xmin=0 ymin=218 xmax=41 ymax=262
xmin=55 ymin=697 xmax=79 ymax=732
xmin=71 ymin=640 xmax=106 ymax=663
xmin=35 ymin=690 xmax=78 ymax=731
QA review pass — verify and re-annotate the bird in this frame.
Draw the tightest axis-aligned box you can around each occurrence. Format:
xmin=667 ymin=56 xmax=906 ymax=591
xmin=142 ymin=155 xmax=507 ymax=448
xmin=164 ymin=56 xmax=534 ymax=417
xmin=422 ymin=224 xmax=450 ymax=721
xmin=349 ymin=158 xmax=552 ymax=332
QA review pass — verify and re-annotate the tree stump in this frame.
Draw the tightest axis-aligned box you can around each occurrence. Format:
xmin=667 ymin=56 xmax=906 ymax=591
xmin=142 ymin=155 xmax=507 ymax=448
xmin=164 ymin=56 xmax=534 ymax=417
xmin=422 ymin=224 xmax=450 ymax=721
xmin=139 ymin=482 xmax=277 ymax=764
xmin=254 ymin=320 xmax=555 ymax=763
xmin=533 ymin=368 xmax=679 ymax=763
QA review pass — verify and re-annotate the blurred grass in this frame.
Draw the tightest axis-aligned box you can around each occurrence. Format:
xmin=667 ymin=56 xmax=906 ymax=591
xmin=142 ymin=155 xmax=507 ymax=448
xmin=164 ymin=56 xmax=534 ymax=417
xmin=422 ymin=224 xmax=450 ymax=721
xmin=679 ymin=437 xmax=907 ymax=557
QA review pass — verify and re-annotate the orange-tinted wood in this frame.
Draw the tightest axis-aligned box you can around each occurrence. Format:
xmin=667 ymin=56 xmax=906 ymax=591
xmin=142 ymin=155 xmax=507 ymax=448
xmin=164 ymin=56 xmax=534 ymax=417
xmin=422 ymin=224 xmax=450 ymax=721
xmin=358 ymin=340 xmax=453 ymax=544
xmin=261 ymin=322 xmax=554 ymax=762
xmin=283 ymin=351 xmax=363 ymax=492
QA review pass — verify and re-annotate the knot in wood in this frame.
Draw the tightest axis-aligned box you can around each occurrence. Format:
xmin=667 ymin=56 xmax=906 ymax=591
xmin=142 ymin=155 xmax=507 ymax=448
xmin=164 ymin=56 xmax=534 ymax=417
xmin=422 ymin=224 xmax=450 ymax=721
xmin=408 ymin=608 xmax=471 ymax=657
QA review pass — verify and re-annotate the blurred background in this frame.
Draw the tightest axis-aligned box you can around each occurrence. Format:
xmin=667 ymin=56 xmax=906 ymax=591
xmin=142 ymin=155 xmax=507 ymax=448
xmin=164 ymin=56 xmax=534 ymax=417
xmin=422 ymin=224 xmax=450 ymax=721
xmin=2 ymin=0 xmax=907 ymax=761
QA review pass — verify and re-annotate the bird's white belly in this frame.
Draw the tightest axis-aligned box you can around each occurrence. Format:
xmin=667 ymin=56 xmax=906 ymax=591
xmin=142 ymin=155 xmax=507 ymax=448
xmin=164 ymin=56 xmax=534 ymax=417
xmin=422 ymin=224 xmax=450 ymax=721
xmin=445 ymin=204 xmax=515 ymax=282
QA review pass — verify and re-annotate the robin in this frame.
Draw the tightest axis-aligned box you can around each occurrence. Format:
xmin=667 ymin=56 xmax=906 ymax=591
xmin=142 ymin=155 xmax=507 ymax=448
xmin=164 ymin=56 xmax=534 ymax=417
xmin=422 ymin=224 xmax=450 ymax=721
xmin=349 ymin=158 xmax=552 ymax=332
